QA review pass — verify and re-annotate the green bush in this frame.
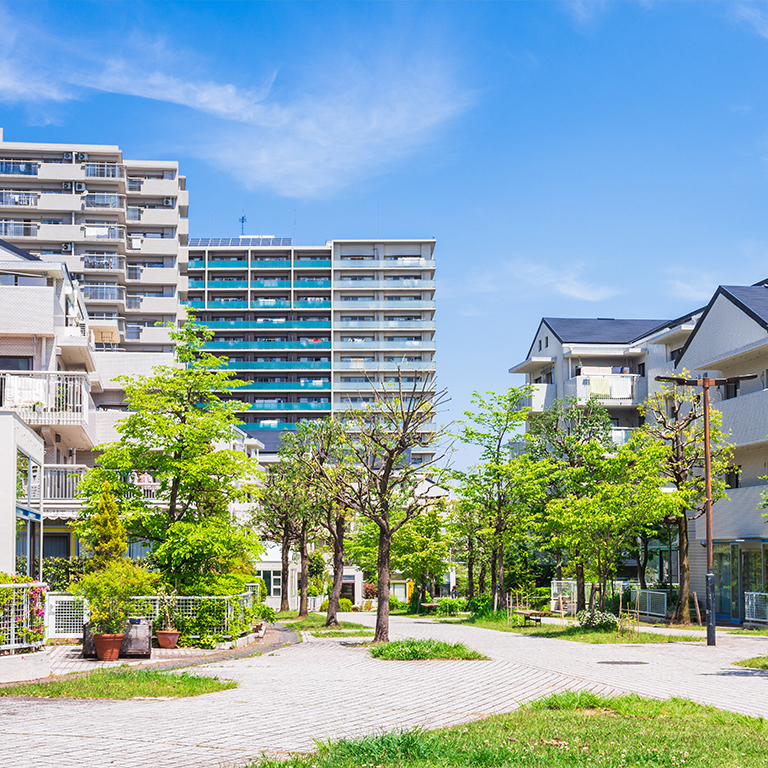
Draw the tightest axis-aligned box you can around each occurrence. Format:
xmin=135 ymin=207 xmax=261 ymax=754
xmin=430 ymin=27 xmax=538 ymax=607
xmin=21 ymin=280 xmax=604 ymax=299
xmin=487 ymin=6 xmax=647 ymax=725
xmin=42 ymin=557 xmax=87 ymax=592
xmin=321 ymin=597 xmax=353 ymax=612
xmin=576 ymin=609 xmax=619 ymax=630
xmin=389 ymin=594 xmax=404 ymax=611
xmin=468 ymin=593 xmax=493 ymax=617
xmin=369 ymin=638 xmax=487 ymax=661
xmin=436 ymin=597 xmax=464 ymax=617
xmin=178 ymin=573 xmax=254 ymax=596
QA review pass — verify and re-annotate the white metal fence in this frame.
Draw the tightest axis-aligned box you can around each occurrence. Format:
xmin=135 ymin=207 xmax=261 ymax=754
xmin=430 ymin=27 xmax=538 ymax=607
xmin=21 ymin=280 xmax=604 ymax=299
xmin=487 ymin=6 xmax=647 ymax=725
xmin=745 ymin=592 xmax=768 ymax=623
xmin=632 ymin=589 xmax=668 ymax=617
xmin=1 ymin=582 xmax=47 ymax=653
xmin=0 ymin=371 xmax=91 ymax=426
xmin=45 ymin=584 xmax=261 ymax=640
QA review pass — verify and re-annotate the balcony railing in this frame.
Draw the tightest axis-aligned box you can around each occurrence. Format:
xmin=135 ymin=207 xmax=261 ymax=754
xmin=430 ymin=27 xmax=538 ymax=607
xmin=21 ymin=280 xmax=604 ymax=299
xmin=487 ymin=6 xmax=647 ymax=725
xmin=564 ymin=374 xmax=642 ymax=404
xmin=0 ymin=160 xmax=38 ymax=176
xmin=127 ymin=207 xmax=142 ymax=220
xmin=0 ymin=220 xmax=37 ymax=237
xmin=84 ymin=194 xmax=125 ymax=210
xmin=83 ymin=163 xmax=123 ymax=178
xmin=248 ymin=402 xmax=331 ymax=410
xmin=83 ymin=285 xmax=125 ymax=302
xmin=0 ymin=372 xmax=91 ymax=427
xmin=82 ymin=224 xmax=125 ymax=240
xmin=83 ymin=255 xmax=121 ymax=270
xmin=0 ymin=191 xmax=38 ymax=206
xmin=235 ymin=382 xmax=331 ymax=390
xmin=204 ymin=341 xmax=331 ymax=349
xmin=44 ymin=465 xmax=88 ymax=500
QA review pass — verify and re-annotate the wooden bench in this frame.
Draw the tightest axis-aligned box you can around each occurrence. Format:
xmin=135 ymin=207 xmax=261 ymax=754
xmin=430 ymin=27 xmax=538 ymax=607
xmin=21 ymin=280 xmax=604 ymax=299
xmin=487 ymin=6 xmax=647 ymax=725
xmin=514 ymin=609 xmax=548 ymax=626
xmin=420 ymin=602 xmax=440 ymax=614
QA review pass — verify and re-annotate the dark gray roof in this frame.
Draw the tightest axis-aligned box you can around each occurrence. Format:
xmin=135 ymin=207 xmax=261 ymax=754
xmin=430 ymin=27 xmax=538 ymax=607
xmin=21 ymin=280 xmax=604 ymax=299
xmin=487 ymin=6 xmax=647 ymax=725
xmin=720 ymin=285 xmax=768 ymax=327
xmin=543 ymin=317 xmax=670 ymax=345
xmin=0 ymin=238 xmax=40 ymax=261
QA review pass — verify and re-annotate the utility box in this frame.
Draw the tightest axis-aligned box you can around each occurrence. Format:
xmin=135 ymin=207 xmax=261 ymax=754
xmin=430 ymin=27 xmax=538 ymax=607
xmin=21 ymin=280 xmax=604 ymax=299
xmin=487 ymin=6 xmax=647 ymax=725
xmin=82 ymin=618 xmax=153 ymax=659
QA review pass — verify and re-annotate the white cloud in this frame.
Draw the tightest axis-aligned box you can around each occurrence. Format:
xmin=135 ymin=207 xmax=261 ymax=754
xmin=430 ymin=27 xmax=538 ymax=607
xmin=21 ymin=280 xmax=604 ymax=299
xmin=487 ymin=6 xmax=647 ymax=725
xmin=735 ymin=3 xmax=768 ymax=39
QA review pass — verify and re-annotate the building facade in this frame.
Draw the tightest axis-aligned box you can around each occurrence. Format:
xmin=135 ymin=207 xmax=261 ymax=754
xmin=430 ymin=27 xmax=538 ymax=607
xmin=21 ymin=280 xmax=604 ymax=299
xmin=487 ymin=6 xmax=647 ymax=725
xmin=181 ymin=237 xmax=437 ymax=459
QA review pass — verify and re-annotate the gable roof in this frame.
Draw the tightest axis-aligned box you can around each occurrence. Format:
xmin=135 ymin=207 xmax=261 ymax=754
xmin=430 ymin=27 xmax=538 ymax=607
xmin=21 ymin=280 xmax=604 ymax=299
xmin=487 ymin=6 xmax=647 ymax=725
xmin=0 ymin=238 xmax=40 ymax=261
xmin=542 ymin=317 xmax=670 ymax=345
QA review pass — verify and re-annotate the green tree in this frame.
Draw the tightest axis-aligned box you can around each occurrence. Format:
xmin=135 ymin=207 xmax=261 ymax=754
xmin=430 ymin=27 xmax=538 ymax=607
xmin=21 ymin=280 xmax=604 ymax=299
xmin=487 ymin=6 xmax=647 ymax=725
xmin=74 ymin=481 xmax=127 ymax=570
xmin=77 ymin=313 xmax=262 ymax=587
xmin=640 ymin=378 xmax=734 ymax=624
xmin=547 ymin=437 xmax=680 ymax=612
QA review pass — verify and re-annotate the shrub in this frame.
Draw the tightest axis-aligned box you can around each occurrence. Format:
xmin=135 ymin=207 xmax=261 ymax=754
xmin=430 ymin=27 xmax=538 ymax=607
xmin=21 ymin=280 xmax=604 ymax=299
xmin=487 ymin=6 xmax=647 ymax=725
xmin=42 ymin=557 xmax=87 ymax=592
xmin=468 ymin=593 xmax=493 ymax=618
xmin=178 ymin=573 xmax=253 ymax=596
xmin=320 ymin=598 xmax=329 ymax=611
xmin=408 ymin=589 xmax=421 ymax=614
xmin=320 ymin=597 xmax=354 ymax=613
xmin=436 ymin=597 xmax=464 ymax=617
xmin=253 ymin=602 xmax=276 ymax=623
xmin=369 ymin=638 xmax=487 ymax=661
xmin=250 ymin=576 xmax=267 ymax=603
xmin=0 ymin=572 xmax=47 ymax=646
xmin=363 ymin=582 xmax=377 ymax=599
xmin=577 ymin=609 xmax=619 ymax=630
xmin=389 ymin=594 xmax=403 ymax=611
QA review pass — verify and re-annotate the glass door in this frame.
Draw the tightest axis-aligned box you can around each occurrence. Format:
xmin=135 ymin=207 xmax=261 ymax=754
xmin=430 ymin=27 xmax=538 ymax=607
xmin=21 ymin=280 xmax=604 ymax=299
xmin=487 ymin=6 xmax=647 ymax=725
xmin=713 ymin=544 xmax=732 ymax=618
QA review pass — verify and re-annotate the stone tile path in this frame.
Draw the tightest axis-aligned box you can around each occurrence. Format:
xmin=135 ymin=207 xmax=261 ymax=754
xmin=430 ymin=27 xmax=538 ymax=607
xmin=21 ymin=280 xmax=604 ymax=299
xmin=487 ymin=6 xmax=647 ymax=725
xmin=2 ymin=615 xmax=768 ymax=768
xmin=47 ymin=645 xmax=213 ymax=676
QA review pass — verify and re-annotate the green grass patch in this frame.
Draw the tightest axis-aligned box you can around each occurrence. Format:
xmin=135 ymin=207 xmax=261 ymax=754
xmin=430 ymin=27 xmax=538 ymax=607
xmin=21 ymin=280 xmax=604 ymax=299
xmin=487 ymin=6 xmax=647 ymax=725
xmin=368 ymin=638 xmax=488 ymax=660
xmin=728 ymin=627 xmax=768 ymax=636
xmin=312 ymin=629 xmax=375 ymax=638
xmin=0 ymin=667 xmax=236 ymax=699
xmin=734 ymin=656 xmax=768 ymax=670
xmin=451 ymin=615 xmax=701 ymax=644
xmin=281 ymin=613 xmax=368 ymax=633
xmin=252 ymin=691 xmax=768 ymax=767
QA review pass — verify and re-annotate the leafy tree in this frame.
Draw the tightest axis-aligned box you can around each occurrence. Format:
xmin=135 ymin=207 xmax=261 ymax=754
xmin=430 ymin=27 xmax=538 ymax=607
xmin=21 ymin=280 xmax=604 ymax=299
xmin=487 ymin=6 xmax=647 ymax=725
xmin=309 ymin=373 xmax=450 ymax=642
xmin=640 ymin=378 xmax=733 ymax=624
xmin=77 ymin=313 xmax=262 ymax=587
xmin=525 ymin=396 xmax=613 ymax=610
xmin=74 ymin=481 xmax=127 ymax=570
xmin=547 ymin=437 xmax=680 ymax=611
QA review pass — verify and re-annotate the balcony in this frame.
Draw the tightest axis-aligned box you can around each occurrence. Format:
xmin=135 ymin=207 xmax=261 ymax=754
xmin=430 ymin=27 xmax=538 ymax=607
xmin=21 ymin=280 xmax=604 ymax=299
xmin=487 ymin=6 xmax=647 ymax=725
xmin=190 ymin=260 xmax=247 ymax=269
xmin=0 ymin=191 xmax=38 ymax=207
xmin=713 ymin=388 xmax=768 ymax=448
xmin=336 ymin=341 xmax=435 ymax=350
xmin=293 ymin=300 xmax=331 ymax=308
xmin=83 ymin=163 xmax=123 ymax=178
xmin=203 ymin=321 xmax=331 ymax=330
xmin=0 ymin=160 xmax=38 ymax=176
xmin=252 ymin=300 xmax=291 ymax=308
xmin=335 ymin=321 xmax=435 ymax=329
xmin=294 ymin=260 xmax=331 ymax=268
xmin=251 ymin=260 xmax=291 ymax=269
xmin=83 ymin=194 xmax=125 ymax=210
xmin=294 ymin=280 xmax=331 ymax=288
xmin=204 ymin=341 xmax=331 ymax=349
xmin=333 ymin=280 xmax=435 ymax=289
xmin=563 ymin=374 xmax=645 ymax=407
xmin=82 ymin=224 xmax=125 ymax=241
xmin=0 ymin=371 xmax=95 ymax=448
xmin=223 ymin=361 xmax=332 ymax=370
xmin=611 ymin=427 xmax=636 ymax=447
xmin=247 ymin=402 xmax=331 ymax=411
xmin=81 ymin=254 xmax=123 ymax=271
xmin=523 ymin=383 xmax=557 ymax=412
xmin=0 ymin=220 xmax=37 ymax=237
xmin=236 ymin=381 xmax=331 ymax=390
xmin=82 ymin=285 xmax=126 ymax=303
xmin=198 ymin=280 xmax=249 ymax=288
xmin=335 ymin=361 xmax=435 ymax=371
xmin=250 ymin=280 xmax=292 ymax=288
xmin=44 ymin=465 xmax=88 ymax=501
xmin=333 ymin=259 xmax=435 ymax=269
xmin=336 ymin=301 xmax=435 ymax=310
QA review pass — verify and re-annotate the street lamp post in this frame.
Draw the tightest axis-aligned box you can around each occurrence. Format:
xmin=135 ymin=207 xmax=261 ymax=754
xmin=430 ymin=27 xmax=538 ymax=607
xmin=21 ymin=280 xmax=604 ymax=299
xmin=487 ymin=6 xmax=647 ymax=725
xmin=655 ymin=373 xmax=756 ymax=647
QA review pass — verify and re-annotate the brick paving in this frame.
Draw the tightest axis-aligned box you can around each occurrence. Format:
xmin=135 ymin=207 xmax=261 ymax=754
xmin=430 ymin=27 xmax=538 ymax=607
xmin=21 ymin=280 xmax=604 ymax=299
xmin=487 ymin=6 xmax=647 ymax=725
xmin=1 ymin=614 xmax=768 ymax=767
xmin=47 ymin=645 xmax=214 ymax=676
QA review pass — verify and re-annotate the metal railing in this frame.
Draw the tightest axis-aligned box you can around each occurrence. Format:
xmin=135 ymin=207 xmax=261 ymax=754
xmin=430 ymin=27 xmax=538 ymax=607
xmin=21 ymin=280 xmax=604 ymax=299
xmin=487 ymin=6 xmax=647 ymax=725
xmin=44 ymin=465 xmax=88 ymax=500
xmin=83 ymin=163 xmax=123 ymax=178
xmin=127 ymin=207 xmax=142 ymax=220
xmin=564 ymin=374 xmax=640 ymax=403
xmin=84 ymin=193 xmax=124 ymax=209
xmin=745 ymin=592 xmax=768 ymax=623
xmin=1 ymin=582 xmax=47 ymax=653
xmin=632 ymin=589 xmax=667 ymax=617
xmin=0 ymin=191 xmax=38 ymax=206
xmin=82 ymin=224 xmax=125 ymax=240
xmin=83 ymin=254 xmax=121 ymax=270
xmin=83 ymin=285 xmax=125 ymax=301
xmin=0 ymin=371 xmax=91 ymax=426
xmin=45 ymin=585 xmax=260 ymax=639
xmin=0 ymin=220 xmax=37 ymax=237
xmin=0 ymin=160 xmax=38 ymax=176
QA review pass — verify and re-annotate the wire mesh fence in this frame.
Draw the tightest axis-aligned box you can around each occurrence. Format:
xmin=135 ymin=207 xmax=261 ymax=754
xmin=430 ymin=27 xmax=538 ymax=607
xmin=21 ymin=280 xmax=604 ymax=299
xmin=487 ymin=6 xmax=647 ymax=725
xmin=745 ymin=592 xmax=768 ymax=623
xmin=1 ymin=582 xmax=48 ymax=653
xmin=631 ymin=589 xmax=668 ymax=617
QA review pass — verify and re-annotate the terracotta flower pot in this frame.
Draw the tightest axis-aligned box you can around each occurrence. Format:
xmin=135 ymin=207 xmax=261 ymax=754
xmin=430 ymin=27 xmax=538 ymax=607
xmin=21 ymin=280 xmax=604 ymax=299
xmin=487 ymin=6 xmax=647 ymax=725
xmin=93 ymin=633 xmax=124 ymax=661
xmin=156 ymin=630 xmax=181 ymax=649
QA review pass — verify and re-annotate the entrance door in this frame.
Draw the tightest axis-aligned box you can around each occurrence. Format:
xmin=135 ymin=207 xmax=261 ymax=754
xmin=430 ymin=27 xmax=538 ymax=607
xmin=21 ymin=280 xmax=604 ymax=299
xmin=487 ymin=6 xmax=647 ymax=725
xmin=713 ymin=544 xmax=732 ymax=618
xmin=741 ymin=549 xmax=764 ymax=622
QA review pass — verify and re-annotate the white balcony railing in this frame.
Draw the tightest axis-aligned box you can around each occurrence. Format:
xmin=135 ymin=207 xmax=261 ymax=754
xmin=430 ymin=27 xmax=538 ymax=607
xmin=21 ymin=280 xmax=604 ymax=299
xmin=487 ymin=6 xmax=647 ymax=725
xmin=564 ymin=374 xmax=642 ymax=404
xmin=0 ymin=160 xmax=38 ymax=176
xmin=44 ymin=465 xmax=88 ymax=500
xmin=83 ymin=194 xmax=125 ymax=210
xmin=0 ymin=191 xmax=39 ymax=206
xmin=83 ymin=163 xmax=123 ymax=178
xmin=82 ymin=224 xmax=125 ymax=240
xmin=0 ymin=371 xmax=91 ymax=427
xmin=0 ymin=220 xmax=37 ymax=237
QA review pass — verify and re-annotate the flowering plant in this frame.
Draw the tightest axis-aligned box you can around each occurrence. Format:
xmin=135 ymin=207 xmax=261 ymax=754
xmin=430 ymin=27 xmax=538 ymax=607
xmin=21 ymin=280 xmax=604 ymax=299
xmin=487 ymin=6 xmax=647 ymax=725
xmin=0 ymin=572 xmax=48 ymax=647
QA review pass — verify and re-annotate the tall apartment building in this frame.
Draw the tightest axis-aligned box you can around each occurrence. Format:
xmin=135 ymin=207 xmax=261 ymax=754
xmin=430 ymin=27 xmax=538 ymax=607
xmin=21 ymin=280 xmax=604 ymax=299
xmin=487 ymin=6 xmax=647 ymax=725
xmin=181 ymin=237 xmax=437 ymax=460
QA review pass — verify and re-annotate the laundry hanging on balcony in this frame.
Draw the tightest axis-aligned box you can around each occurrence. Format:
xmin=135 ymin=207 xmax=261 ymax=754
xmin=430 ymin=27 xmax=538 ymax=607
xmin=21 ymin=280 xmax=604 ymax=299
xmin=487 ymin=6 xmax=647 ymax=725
xmin=2 ymin=376 xmax=47 ymax=408
xmin=610 ymin=377 xmax=633 ymax=400
xmin=590 ymin=376 xmax=611 ymax=398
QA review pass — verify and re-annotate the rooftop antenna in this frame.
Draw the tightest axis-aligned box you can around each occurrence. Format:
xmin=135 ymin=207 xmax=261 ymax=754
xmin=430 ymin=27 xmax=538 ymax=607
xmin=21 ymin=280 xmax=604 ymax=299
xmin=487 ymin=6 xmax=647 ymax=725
xmin=239 ymin=212 xmax=247 ymax=236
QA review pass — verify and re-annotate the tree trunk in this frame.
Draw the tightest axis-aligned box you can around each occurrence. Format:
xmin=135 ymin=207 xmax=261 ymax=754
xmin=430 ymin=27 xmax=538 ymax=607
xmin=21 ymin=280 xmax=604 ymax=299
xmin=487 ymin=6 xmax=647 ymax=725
xmin=325 ymin=513 xmax=345 ymax=628
xmin=576 ymin=562 xmax=586 ymax=612
xmin=490 ymin=547 xmax=498 ymax=606
xmin=497 ymin=542 xmax=506 ymax=609
xmin=298 ymin=519 xmax=309 ymax=617
xmin=374 ymin=525 xmax=391 ymax=643
xmin=556 ymin=548 xmax=562 ymax=581
xmin=280 ymin=532 xmax=291 ymax=614
xmin=478 ymin=560 xmax=486 ymax=595
xmin=672 ymin=515 xmax=691 ymax=624
xmin=638 ymin=536 xmax=649 ymax=590
xmin=467 ymin=538 xmax=475 ymax=599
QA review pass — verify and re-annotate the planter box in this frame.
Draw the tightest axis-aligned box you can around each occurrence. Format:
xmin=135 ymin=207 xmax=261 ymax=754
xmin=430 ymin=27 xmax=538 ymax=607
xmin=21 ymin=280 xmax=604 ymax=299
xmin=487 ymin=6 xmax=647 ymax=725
xmin=82 ymin=618 xmax=152 ymax=658
xmin=0 ymin=650 xmax=50 ymax=683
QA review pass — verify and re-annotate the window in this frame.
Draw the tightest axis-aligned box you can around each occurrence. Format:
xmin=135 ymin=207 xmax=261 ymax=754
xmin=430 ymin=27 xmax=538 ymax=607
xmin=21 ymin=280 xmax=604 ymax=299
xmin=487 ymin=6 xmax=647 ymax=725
xmin=670 ymin=347 xmax=683 ymax=364
xmin=538 ymin=340 xmax=542 ymax=351
xmin=0 ymin=356 xmax=31 ymax=370
xmin=725 ymin=466 xmax=741 ymax=489
xmin=637 ymin=362 xmax=646 ymax=377
xmin=544 ymin=336 xmax=549 ymax=348
xmin=257 ymin=569 xmax=282 ymax=597
xmin=723 ymin=381 xmax=739 ymax=400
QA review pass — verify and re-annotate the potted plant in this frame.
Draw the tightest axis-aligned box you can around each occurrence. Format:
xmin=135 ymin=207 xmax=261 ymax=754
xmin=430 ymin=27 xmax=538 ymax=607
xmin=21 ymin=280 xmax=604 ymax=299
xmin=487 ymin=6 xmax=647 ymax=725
xmin=155 ymin=587 xmax=181 ymax=649
xmin=88 ymin=595 xmax=130 ymax=660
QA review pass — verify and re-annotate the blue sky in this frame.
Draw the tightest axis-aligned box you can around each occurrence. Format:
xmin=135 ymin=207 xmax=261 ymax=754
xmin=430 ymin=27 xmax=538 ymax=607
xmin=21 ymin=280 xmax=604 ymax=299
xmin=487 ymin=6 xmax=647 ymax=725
xmin=4 ymin=1 xmax=768 ymax=465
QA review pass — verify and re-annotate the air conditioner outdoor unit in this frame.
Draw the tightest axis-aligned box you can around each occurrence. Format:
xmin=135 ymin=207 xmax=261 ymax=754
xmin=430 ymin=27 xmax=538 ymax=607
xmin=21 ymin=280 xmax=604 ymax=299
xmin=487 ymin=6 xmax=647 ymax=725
xmin=163 ymin=198 xmax=174 ymax=207
xmin=61 ymin=181 xmax=73 ymax=191
xmin=74 ymin=182 xmax=87 ymax=192
xmin=63 ymin=152 xmax=74 ymax=162
xmin=61 ymin=242 xmax=73 ymax=253
xmin=75 ymin=152 xmax=89 ymax=162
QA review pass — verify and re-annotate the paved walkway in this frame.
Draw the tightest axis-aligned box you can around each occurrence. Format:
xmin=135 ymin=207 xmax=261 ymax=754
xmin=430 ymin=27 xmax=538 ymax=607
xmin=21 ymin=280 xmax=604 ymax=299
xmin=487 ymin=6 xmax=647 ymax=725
xmin=47 ymin=645 xmax=215 ymax=676
xmin=1 ymin=614 xmax=767 ymax=767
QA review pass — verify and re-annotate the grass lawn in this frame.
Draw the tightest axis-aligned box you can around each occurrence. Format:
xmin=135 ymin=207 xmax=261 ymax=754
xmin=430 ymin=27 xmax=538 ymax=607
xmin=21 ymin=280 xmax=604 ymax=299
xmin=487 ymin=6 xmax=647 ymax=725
xmin=279 ymin=612 xmax=369 ymax=633
xmin=253 ymin=691 xmax=768 ymax=767
xmin=734 ymin=656 xmax=768 ymax=670
xmin=444 ymin=616 xmax=701 ymax=644
xmin=0 ymin=667 xmax=236 ymax=699
xmin=367 ymin=638 xmax=488 ymax=660
xmin=728 ymin=627 xmax=768 ymax=636
xmin=313 ymin=629 xmax=375 ymax=638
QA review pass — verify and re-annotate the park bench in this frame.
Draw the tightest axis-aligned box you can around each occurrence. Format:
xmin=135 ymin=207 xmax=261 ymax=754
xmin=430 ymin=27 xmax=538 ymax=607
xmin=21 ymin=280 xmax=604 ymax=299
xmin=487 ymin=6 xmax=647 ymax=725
xmin=420 ymin=602 xmax=440 ymax=614
xmin=514 ymin=609 xmax=548 ymax=626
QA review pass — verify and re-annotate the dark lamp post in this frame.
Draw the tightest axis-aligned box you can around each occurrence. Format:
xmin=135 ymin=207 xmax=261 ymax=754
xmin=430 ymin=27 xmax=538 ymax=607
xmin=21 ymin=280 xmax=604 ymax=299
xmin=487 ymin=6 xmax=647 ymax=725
xmin=655 ymin=373 xmax=757 ymax=646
